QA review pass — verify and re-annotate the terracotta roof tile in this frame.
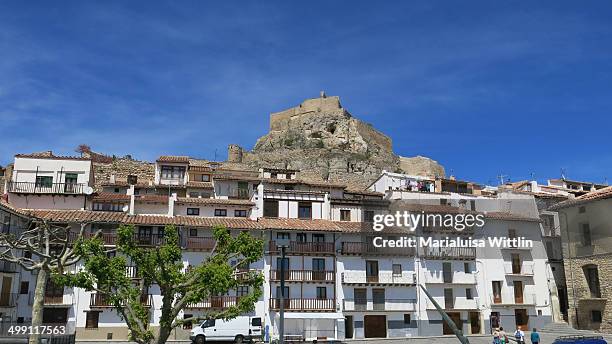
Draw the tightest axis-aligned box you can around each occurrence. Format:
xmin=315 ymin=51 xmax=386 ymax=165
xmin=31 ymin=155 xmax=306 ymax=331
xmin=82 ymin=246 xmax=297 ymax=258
xmin=176 ymin=197 xmax=254 ymax=206
xmin=134 ymin=195 xmax=169 ymax=203
xmin=15 ymin=152 xmax=91 ymax=161
xmin=92 ymin=193 xmax=130 ymax=202
xmin=185 ymin=181 xmax=214 ymax=189
xmin=550 ymin=186 xmax=612 ymax=210
xmin=156 ymin=156 xmax=190 ymax=163
xmin=257 ymin=218 xmax=341 ymax=232
xmin=484 ymin=212 xmax=541 ymax=222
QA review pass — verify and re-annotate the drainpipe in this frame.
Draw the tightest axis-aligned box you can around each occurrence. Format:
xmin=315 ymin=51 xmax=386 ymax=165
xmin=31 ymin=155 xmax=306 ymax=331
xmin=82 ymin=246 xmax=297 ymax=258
xmin=168 ymin=193 xmax=177 ymax=217
xmin=560 ymin=211 xmax=578 ymax=328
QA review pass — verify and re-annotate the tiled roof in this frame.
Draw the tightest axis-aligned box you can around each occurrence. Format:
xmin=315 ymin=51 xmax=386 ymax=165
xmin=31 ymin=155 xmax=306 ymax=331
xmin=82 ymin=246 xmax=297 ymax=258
xmin=185 ymin=181 xmax=214 ymax=189
xmin=92 ymin=193 xmax=131 ymax=202
xmin=156 ymin=155 xmax=190 ymax=163
xmin=550 ymin=186 xmax=612 ymax=210
xmin=134 ymin=195 xmax=169 ymax=203
xmin=27 ymin=209 xmax=127 ymax=223
xmin=15 ymin=151 xmax=91 ymax=161
xmin=257 ymin=218 xmax=341 ymax=232
xmin=176 ymin=197 xmax=254 ymax=206
xmin=390 ymin=203 xmax=479 ymax=214
xmin=484 ymin=212 xmax=541 ymax=223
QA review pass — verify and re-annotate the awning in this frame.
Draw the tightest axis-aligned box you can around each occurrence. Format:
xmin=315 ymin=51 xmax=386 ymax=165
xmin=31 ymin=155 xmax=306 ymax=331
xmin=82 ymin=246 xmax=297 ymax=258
xmin=274 ymin=312 xmax=345 ymax=319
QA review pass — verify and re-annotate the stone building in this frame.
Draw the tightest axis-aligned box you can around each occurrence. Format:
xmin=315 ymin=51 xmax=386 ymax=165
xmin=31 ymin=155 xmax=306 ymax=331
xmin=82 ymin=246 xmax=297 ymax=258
xmin=551 ymin=186 xmax=612 ymax=332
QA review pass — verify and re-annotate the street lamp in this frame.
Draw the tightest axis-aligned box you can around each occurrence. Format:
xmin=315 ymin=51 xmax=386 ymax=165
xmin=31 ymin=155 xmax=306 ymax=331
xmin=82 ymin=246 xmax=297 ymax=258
xmin=276 ymin=238 xmax=290 ymax=344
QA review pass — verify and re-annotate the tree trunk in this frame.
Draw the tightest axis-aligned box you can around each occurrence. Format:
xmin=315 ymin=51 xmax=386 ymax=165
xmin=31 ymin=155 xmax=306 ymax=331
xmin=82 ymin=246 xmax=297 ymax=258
xmin=29 ymin=268 xmax=48 ymax=344
xmin=156 ymin=325 xmax=172 ymax=344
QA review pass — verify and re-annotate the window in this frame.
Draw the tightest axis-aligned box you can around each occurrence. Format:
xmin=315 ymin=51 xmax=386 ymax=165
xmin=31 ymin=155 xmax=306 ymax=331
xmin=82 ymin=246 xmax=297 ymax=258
xmin=296 ymin=233 xmax=307 ymax=242
xmin=161 ymin=165 xmax=185 ymax=179
xmin=35 ymin=176 xmax=53 ymax=188
xmin=464 ymin=262 xmax=472 ymax=273
xmin=114 ymin=187 xmax=120 ymax=193
xmin=17 ymin=317 xmax=24 ymax=324
xmin=236 ymin=286 xmax=249 ymax=297
xmin=277 ymin=232 xmax=290 ymax=240
xmin=466 ymin=288 xmax=473 ymax=300
xmin=264 ymin=200 xmax=279 ymax=217
xmin=592 ymin=310 xmax=602 ymax=323
xmin=199 ymin=174 xmax=211 ymax=182
xmin=584 ymin=265 xmax=601 ymax=298
xmin=581 ymin=223 xmax=592 ymax=246
xmin=214 ymin=209 xmax=227 ymax=217
xmin=298 ymin=202 xmax=312 ymax=219
xmin=24 ymin=251 xmax=32 ymax=259
xmin=579 ymin=206 xmax=586 ymax=213
xmin=440 ymin=199 xmax=449 ymax=206
xmin=364 ymin=210 xmax=374 ymax=222
xmin=392 ymin=264 xmax=402 ymax=276
xmin=492 ymin=281 xmax=502 ymax=303
xmin=508 ymin=229 xmax=517 ymax=238
xmin=285 ymin=185 xmax=294 ymax=191
xmin=312 ymin=233 xmax=325 ymax=242
xmin=183 ymin=314 xmax=193 ymax=329
xmin=20 ymin=281 xmax=29 ymax=294
xmin=189 ymin=192 xmax=199 ymax=198
xmin=93 ymin=202 xmax=123 ymax=212
xmin=443 ymin=262 xmax=452 ymax=283
xmin=316 ymin=287 xmax=327 ymax=299
xmin=85 ymin=311 xmax=100 ymax=328
xmin=340 ymin=209 xmax=351 ymax=222
xmin=187 ymin=208 xmax=200 ymax=216
xmin=189 ymin=228 xmax=198 ymax=237
xmin=234 ymin=209 xmax=247 ymax=217
xmin=251 ymin=317 xmax=262 ymax=327
xmin=444 ymin=288 xmax=454 ymax=308
xmin=312 ymin=259 xmax=326 ymax=280
xmin=470 ymin=200 xmax=476 ymax=211
xmin=404 ymin=314 xmax=411 ymax=325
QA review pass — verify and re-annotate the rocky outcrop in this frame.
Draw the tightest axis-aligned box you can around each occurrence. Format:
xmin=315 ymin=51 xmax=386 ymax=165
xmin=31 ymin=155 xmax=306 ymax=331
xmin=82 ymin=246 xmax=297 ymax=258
xmin=399 ymin=156 xmax=445 ymax=178
xmin=238 ymin=93 xmax=401 ymax=188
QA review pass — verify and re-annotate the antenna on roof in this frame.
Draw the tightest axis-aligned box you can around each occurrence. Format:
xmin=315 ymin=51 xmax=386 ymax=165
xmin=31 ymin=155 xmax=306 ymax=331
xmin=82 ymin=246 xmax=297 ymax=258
xmin=530 ymin=172 xmax=536 ymax=180
xmin=497 ymin=174 xmax=508 ymax=185
xmin=560 ymin=168 xmax=567 ymax=180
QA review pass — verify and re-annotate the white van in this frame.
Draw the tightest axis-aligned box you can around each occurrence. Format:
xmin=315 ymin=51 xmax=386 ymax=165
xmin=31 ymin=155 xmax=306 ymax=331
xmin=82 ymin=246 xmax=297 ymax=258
xmin=190 ymin=316 xmax=262 ymax=344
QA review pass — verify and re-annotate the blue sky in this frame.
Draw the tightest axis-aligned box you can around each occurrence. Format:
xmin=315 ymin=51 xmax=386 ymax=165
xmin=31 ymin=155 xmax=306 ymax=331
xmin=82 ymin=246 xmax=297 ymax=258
xmin=0 ymin=1 xmax=610 ymax=186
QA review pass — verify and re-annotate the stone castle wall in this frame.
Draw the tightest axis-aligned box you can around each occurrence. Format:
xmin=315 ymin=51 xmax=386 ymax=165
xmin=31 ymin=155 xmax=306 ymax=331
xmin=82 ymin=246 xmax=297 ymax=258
xmin=270 ymin=96 xmax=343 ymax=131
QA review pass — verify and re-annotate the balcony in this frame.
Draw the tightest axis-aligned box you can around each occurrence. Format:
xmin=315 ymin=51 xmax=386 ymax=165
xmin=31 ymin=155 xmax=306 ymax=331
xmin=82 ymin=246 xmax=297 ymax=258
xmin=0 ymin=293 xmax=18 ymax=307
xmin=125 ymin=266 xmax=140 ymax=279
xmin=422 ymin=247 xmax=476 ymax=260
xmin=343 ymin=298 xmax=417 ymax=312
xmin=490 ymin=293 xmax=537 ymax=306
xmin=186 ymin=296 xmax=240 ymax=309
xmin=340 ymin=242 xmax=416 ymax=256
xmin=0 ymin=261 xmax=18 ymax=273
xmin=40 ymin=294 xmax=72 ymax=306
xmin=78 ymin=232 xmax=168 ymax=246
xmin=228 ymin=189 xmax=251 ymax=200
xmin=269 ymin=298 xmax=335 ymax=312
xmin=425 ymin=272 xmax=477 ymax=284
xmin=184 ymin=237 xmax=216 ymax=251
xmin=341 ymin=271 xmax=415 ymax=285
xmin=504 ymin=263 xmax=535 ymax=276
xmin=269 ymin=270 xmax=335 ymax=283
xmin=90 ymin=293 xmax=153 ymax=308
xmin=268 ymin=241 xmax=335 ymax=256
xmin=7 ymin=182 xmax=87 ymax=195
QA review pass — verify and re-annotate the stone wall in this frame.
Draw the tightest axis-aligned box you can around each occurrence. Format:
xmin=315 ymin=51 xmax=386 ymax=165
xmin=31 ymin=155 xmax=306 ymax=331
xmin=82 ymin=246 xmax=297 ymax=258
xmin=93 ymin=158 xmax=155 ymax=190
xmin=564 ymin=253 xmax=612 ymax=332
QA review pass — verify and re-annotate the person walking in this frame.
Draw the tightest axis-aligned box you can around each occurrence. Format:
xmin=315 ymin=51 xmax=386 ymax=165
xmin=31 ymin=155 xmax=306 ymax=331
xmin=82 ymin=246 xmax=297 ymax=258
xmin=514 ymin=327 xmax=526 ymax=344
xmin=493 ymin=327 xmax=501 ymax=344
xmin=531 ymin=328 xmax=540 ymax=344
xmin=499 ymin=327 xmax=507 ymax=344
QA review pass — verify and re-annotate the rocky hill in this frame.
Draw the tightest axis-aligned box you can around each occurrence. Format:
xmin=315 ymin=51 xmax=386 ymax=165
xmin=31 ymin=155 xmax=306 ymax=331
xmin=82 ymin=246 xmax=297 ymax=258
xmin=230 ymin=93 xmax=444 ymax=189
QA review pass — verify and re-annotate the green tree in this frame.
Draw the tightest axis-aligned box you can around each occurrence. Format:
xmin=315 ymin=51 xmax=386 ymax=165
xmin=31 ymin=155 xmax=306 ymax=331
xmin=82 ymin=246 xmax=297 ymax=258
xmin=0 ymin=220 xmax=90 ymax=344
xmin=56 ymin=224 xmax=264 ymax=344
